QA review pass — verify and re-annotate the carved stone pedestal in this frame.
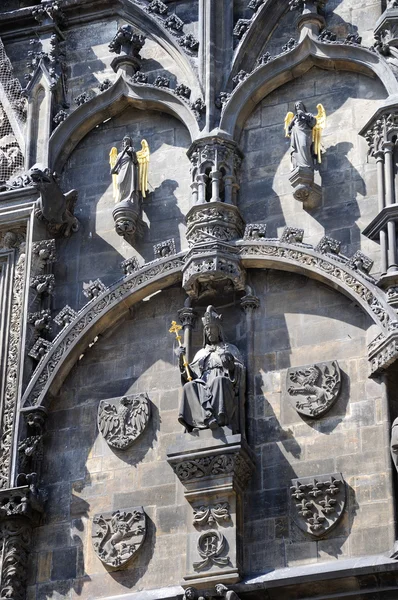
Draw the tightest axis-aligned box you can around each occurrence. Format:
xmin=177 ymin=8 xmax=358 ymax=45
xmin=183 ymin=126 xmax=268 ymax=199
xmin=167 ymin=430 xmax=255 ymax=588
xmin=182 ymin=202 xmax=246 ymax=298
xmin=112 ymin=199 xmax=142 ymax=240
xmin=289 ymin=167 xmax=321 ymax=209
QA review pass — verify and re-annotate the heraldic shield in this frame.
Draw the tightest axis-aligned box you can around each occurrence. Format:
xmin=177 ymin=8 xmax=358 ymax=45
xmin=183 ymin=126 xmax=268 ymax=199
xmin=97 ymin=393 xmax=150 ymax=450
xmin=286 ymin=360 xmax=341 ymax=418
xmin=92 ymin=507 xmax=146 ymax=567
xmin=290 ymin=473 xmax=346 ymax=538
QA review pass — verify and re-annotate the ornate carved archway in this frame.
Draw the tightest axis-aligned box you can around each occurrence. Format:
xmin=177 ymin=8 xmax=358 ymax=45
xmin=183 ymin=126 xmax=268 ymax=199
xmin=21 ymin=240 xmax=397 ymax=411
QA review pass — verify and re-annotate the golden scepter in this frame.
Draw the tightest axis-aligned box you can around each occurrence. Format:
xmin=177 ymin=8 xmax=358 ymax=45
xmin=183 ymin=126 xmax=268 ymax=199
xmin=169 ymin=320 xmax=192 ymax=382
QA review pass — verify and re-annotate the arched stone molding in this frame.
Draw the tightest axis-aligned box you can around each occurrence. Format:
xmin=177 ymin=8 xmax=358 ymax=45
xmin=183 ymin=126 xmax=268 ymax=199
xmin=122 ymin=0 xmax=200 ymax=91
xmin=21 ymin=241 xmax=397 ymax=411
xmin=228 ymin=0 xmax=288 ymax=87
xmin=21 ymin=254 xmax=186 ymax=410
xmin=49 ymin=72 xmax=200 ymax=173
xmin=220 ymin=32 xmax=398 ymax=139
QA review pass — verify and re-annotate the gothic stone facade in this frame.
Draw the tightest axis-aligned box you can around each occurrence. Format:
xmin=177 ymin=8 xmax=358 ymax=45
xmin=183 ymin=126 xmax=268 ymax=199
xmin=0 ymin=1 xmax=398 ymax=600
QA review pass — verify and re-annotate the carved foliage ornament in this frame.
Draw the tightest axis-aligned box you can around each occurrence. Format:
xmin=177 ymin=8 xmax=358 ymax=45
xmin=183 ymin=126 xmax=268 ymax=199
xmin=98 ymin=394 xmax=150 ymax=450
xmin=290 ymin=473 xmax=346 ymax=537
xmin=193 ymin=503 xmax=231 ymax=527
xmin=286 ymin=361 xmax=341 ymax=418
xmin=92 ymin=507 xmax=146 ymax=567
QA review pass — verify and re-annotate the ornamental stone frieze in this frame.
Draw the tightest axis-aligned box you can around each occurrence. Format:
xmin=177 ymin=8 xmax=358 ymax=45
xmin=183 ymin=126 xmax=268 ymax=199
xmin=0 ymin=485 xmax=44 ymax=600
xmin=167 ymin=431 xmax=255 ymax=586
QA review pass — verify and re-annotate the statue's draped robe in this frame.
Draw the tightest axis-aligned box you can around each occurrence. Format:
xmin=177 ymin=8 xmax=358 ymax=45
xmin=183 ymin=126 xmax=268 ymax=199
xmin=289 ymin=112 xmax=316 ymax=169
xmin=115 ymin=149 xmax=139 ymax=210
xmin=179 ymin=342 xmax=245 ymax=432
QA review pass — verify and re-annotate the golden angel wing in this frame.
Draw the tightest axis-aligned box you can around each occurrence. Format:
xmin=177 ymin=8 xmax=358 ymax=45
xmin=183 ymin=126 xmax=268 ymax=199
xmin=109 ymin=146 xmax=118 ymax=202
xmin=284 ymin=111 xmax=294 ymax=137
xmin=312 ymin=103 xmax=326 ymax=163
xmin=136 ymin=139 xmax=150 ymax=199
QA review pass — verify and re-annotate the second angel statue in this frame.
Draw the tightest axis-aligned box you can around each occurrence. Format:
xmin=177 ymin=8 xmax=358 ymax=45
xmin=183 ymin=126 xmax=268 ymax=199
xmin=284 ymin=101 xmax=326 ymax=207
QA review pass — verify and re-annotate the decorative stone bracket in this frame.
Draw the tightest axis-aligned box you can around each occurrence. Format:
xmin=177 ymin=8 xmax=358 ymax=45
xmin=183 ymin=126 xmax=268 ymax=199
xmin=167 ymin=431 xmax=255 ymax=588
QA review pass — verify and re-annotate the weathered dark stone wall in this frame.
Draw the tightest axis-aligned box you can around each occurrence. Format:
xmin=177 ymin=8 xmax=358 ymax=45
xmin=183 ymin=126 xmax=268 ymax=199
xmin=239 ymin=67 xmax=386 ymax=273
xmin=27 ymin=269 xmax=393 ymax=597
xmin=3 ymin=0 xmax=395 ymax=597
xmin=53 ymin=106 xmax=191 ymax=312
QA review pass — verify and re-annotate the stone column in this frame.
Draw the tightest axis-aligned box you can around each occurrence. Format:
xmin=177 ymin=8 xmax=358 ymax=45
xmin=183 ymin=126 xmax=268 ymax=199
xmin=384 ymin=141 xmax=398 ymax=272
xmin=375 ymin=150 xmax=388 ymax=274
xmin=197 ymin=174 xmax=207 ymax=204
xmin=223 ymin=176 xmax=234 ymax=205
xmin=240 ymin=295 xmax=259 ymax=398
xmin=210 ymin=169 xmax=221 ymax=202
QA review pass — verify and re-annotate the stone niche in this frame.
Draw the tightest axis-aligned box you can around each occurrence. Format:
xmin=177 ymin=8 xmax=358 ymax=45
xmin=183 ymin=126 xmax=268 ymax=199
xmin=167 ymin=429 xmax=255 ymax=587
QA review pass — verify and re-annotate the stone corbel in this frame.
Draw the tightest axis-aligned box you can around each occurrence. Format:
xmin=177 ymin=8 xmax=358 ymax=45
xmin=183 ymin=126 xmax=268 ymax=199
xmin=167 ymin=432 xmax=255 ymax=587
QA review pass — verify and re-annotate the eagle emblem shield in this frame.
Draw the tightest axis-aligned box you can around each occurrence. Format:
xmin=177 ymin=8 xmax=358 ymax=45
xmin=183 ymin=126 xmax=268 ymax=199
xmin=97 ymin=393 xmax=150 ymax=449
xmin=92 ymin=507 xmax=146 ymax=567
xmin=286 ymin=361 xmax=341 ymax=418
xmin=290 ymin=473 xmax=346 ymax=538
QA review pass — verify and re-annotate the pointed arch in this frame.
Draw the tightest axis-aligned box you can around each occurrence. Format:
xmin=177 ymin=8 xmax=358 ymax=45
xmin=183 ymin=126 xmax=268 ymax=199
xmin=220 ymin=33 xmax=398 ymax=139
xmin=49 ymin=73 xmax=200 ymax=173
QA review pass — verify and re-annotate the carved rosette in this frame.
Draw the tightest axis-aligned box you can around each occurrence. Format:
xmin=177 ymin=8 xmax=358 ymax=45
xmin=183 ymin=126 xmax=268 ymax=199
xmin=97 ymin=394 xmax=150 ymax=450
xmin=290 ymin=473 xmax=346 ymax=537
xmin=286 ymin=361 xmax=341 ymax=418
xmin=92 ymin=506 xmax=146 ymax=567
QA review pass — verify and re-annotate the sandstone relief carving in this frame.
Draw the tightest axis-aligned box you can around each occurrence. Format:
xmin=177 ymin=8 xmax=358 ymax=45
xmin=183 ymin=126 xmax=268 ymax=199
xmin=193 ymin=530 xmax=230 ymax=571
xmin=193 ymin=503 xmax=231 ymax=527
xmin=286 ymin=361 xmax=341 ymax=418
xmin=92 ymin=507 xmax=146 ymax=567
xmin=174 ymin=305 xmax=245 ymax=433
xmin=98 ymin=393 xmax=150 ymax=450
xmin=290 ymin=473 xmax=346 ymax=537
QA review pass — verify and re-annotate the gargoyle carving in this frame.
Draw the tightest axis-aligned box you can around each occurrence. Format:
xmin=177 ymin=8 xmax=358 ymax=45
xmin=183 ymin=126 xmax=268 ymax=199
xmin=29 ymin=164 xmax=79 ymax=238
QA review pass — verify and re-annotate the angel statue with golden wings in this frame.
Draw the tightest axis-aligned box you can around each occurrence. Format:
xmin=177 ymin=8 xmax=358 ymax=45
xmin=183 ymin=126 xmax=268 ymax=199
xmin=284 ymin=102 xmax=326 ymax=170
xmin=109 ymin=136 xmax=150 ymax=209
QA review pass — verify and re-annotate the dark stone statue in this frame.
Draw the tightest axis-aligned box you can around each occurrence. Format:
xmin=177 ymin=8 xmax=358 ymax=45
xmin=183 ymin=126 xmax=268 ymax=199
xmin=287 ymin=101 xmax=317 ymax=170
xmin=111 ymin=135 xmax=140 ymax=209
xmin=177 ymin=305 xmax=245 ymax=433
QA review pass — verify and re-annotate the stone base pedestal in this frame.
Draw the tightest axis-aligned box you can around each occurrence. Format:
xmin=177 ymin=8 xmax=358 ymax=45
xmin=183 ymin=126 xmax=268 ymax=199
xmin=289 ymin=167 xmax=321 ymax=209
xmin=167 ymin=430 xmax=255 ymax=589
xmin=112 ymin=199 xmax=143 ymax=241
